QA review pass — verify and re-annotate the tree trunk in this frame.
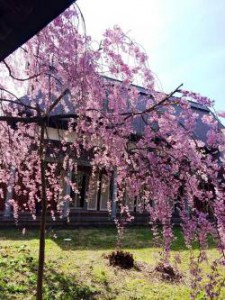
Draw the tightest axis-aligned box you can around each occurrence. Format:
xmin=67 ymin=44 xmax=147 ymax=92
xmin=36 ymin=123 xmax=47 ymax=300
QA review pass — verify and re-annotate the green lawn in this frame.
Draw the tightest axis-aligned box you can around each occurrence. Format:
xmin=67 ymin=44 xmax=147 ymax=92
xmin=0 ymin=227 xmax=224 ymax=299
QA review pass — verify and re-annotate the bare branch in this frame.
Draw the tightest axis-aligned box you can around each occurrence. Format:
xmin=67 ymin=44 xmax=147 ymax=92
xmin=46 ymin=89 xmax=70 ymax=115
xmin=0 ymin=97 xmax=41 ymax=112
xmin=0 ymin=86 xmax=43 ymax=112
xmin=2 ymin=60 xmax=42 ymax=82
xmin=122 ymin=83 xmax=183 ymax=120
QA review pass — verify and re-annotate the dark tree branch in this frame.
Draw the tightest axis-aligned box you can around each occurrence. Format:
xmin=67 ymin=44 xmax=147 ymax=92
xmin=46 ymin=89 xmax=70 ymax=115
xmin=0 ymin=115 xmax=42 ymax=124
xmin=0 ymin=98 xmax=40 ymax=112
xmin=2 ymin=60 xmax=42 ymax=82
xmin=122 ymin=83 xmax=183 ymax=120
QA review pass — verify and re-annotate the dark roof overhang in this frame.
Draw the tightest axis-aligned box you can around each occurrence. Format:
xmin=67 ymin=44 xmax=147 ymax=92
xmin=0 ymin=0 xmax=75 ymax=61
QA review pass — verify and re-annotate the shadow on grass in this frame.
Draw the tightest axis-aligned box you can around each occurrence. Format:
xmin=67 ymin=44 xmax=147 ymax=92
xmin=0 ymin=226 xmax=217 ymax=252
xmin=0 ymin=244 xmax=98 ymax=300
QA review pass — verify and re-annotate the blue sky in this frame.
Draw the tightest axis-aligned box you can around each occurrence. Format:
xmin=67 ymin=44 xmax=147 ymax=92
xmin=78 ymin=0 xmax=225 ymax=114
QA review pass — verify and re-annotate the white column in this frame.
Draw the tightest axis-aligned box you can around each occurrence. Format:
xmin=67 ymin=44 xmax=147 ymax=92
xmin=4 ymin=166 xmax=16 ymax=218
xmin=63 ymin=171 xmax=72 ymax=218
xmin=111 ymin=168 xmax=117 ymax=219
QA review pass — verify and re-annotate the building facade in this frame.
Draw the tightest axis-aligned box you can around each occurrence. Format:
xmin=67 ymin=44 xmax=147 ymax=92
xmin=0 ymin=86 xmax=224 ymax=226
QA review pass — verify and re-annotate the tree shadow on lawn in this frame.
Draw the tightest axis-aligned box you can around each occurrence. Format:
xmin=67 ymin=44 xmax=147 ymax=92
xmin=0 ymin=245 xmax=97 ymax=300
xmin=0 ymin=226 xmax=217 ymax=252
xmin=52 ymin=226 xmax=217 ymax=252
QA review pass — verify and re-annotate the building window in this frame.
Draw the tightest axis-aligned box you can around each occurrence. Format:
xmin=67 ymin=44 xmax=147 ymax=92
xmin=99 ymin=174 xmax=110 ymax=211
xmin=87 ymin=172 xmax=99 ymax=210
xmin=70 ymin=172 xmax=87 ymax=209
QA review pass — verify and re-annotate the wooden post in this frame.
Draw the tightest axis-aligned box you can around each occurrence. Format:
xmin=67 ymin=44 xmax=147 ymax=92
xmin=36 ymin=122 xmax=47 ymax=300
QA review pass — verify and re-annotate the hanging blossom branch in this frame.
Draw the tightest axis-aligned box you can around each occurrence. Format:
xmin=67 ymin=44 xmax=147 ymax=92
xmin=0 ymin=4 xmax=224 ymax=299
xmin=0 ymin=89 xmax=71 ymax=124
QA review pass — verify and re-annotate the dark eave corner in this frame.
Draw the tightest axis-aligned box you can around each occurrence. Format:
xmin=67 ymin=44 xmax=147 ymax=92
xmin=0 ymin=0 xmax=76 ymax=61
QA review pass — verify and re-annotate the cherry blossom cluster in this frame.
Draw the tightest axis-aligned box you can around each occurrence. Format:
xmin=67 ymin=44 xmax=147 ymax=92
xmin=0 ymin=4 xmax=224 ymax=297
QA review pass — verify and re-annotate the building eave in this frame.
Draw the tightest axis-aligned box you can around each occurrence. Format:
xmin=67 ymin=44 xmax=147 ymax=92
xmin=0 ymin=0 xmax=75 ymax=61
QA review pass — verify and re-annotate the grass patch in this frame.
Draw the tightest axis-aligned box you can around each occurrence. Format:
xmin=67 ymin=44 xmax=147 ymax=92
xmin=0 ymin=227 xmax=224 ymax=299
